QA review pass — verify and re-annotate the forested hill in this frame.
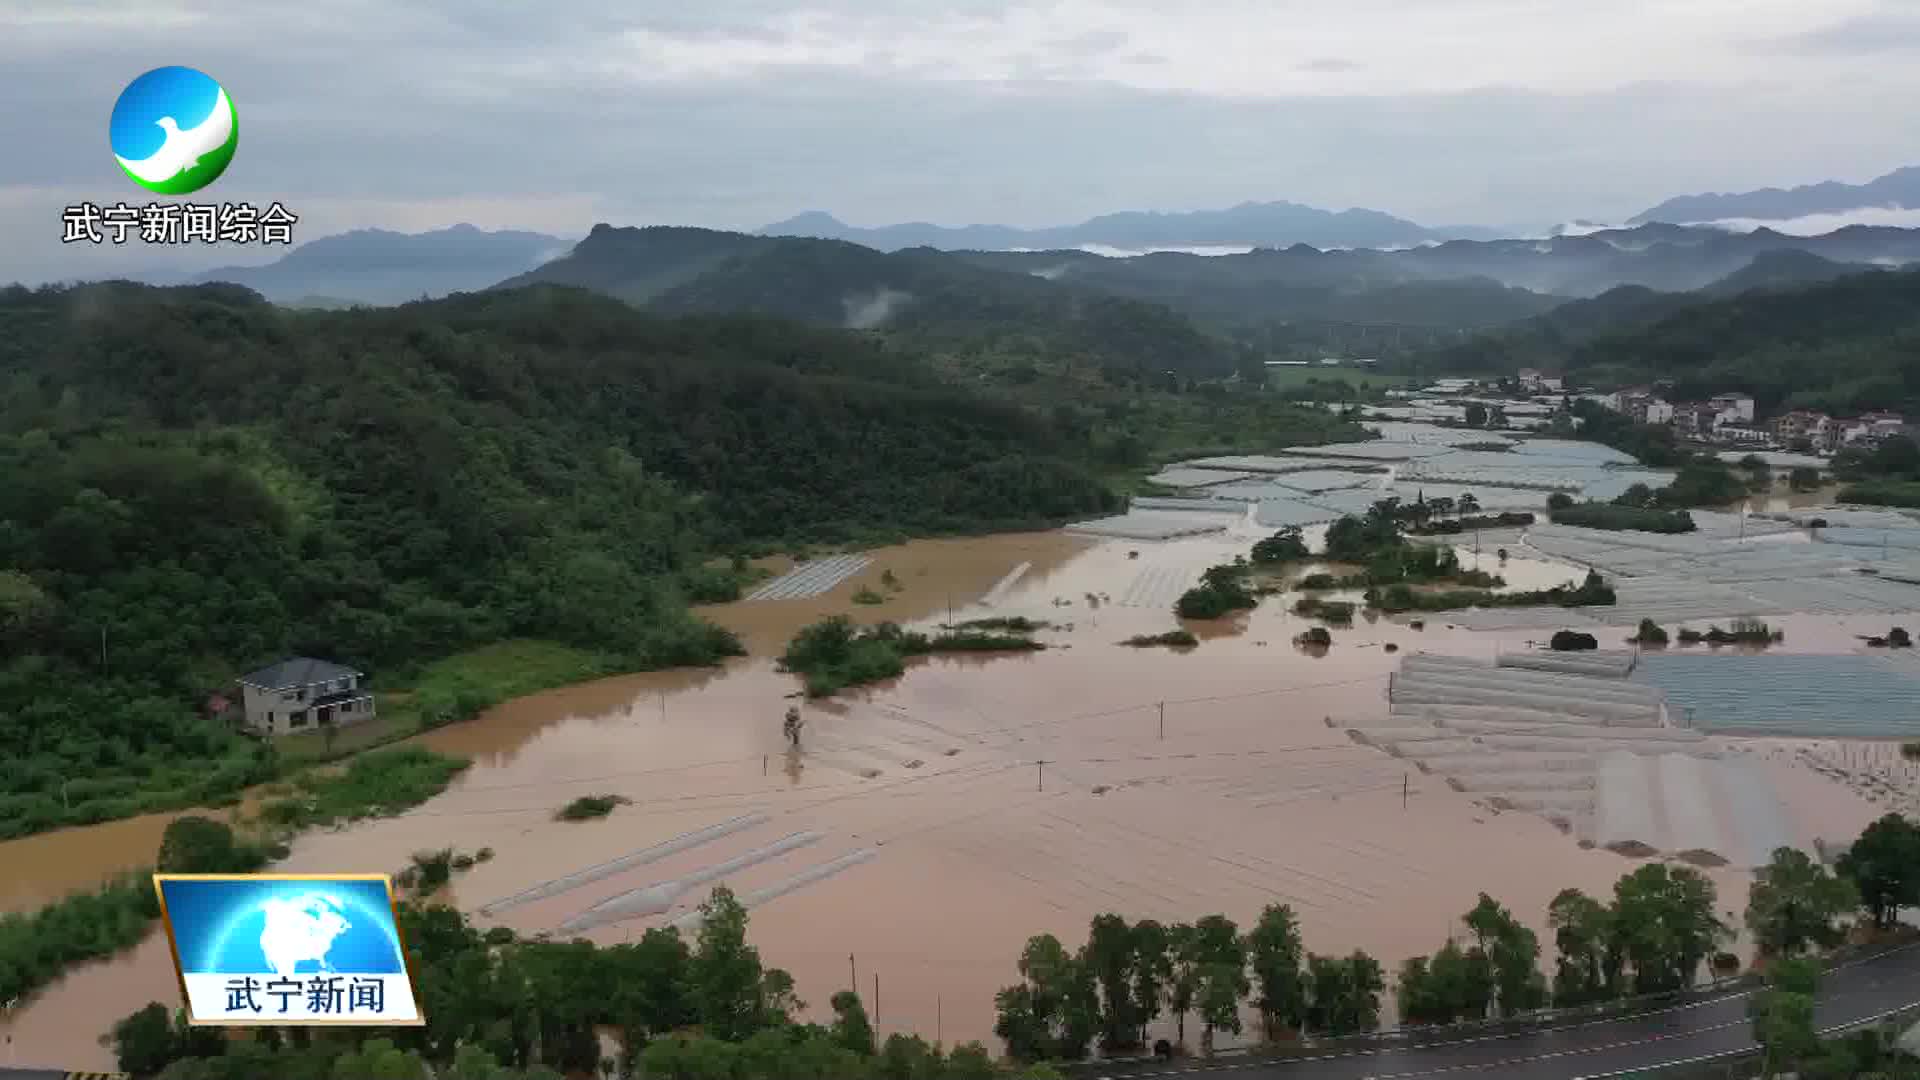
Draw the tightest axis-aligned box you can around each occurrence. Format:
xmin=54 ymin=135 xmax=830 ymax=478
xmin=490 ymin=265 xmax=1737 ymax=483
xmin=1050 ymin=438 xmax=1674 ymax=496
xmin=497 ymin=225 xmax=1237 ymax=379
xmin=0 ymin=281 xmax=1124 ymax=837
xmin=1567 ymin=265 xmax=1920 ymax=413
xmin=1409 ymin=265 xmax=1920 ymax=415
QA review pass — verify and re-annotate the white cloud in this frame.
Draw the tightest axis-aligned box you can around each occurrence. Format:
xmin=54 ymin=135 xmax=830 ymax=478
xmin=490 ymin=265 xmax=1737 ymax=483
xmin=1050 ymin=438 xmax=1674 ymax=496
xmin=1692 ymin=206 xmax=1920 ymax=234
xmin=2 ymin=0 xmax=1919 ymax=282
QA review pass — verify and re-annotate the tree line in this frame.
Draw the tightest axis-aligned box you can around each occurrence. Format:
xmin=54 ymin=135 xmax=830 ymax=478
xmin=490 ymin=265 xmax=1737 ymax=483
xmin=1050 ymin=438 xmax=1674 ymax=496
xmin=992 ymin=815 xmax=1911 ymax=1067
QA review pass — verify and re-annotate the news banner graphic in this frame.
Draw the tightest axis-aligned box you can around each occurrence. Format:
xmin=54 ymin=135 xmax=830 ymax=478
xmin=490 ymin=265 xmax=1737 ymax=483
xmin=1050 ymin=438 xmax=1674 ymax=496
xmin=153 ymin=874 xmax=424 ymax=1026
xmin=69 ymin=66 xmax=300 ymax=246
xmin=62 ymin=200 xmax=297 ymax=245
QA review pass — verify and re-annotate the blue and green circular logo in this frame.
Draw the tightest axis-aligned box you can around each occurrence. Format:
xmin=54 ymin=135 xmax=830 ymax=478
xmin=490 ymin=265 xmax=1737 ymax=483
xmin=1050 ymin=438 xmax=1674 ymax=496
xmin=109 ymin=66 xmax=238 ymax=195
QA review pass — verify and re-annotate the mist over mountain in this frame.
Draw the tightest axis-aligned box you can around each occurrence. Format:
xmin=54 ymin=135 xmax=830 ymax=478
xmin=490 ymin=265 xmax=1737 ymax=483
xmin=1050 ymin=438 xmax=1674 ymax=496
xmin=188 ymin=224 xmax=570 ymax=304
xmin=759 ymin=202 xmax=1505 ymax=254
xmin=500 ymin=224 xmax=1238 ymax=376
xmin=1632 ymin=166 xmax=1920 ymax=226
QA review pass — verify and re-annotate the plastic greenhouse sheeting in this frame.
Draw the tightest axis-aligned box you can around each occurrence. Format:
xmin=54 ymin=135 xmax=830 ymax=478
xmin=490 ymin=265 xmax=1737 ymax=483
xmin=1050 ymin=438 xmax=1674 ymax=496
xmin=1633 ymin=653 xmax=1920 ymax=737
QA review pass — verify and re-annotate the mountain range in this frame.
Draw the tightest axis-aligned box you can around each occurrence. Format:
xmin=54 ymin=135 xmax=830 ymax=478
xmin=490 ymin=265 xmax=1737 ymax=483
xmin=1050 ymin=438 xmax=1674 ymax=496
xmin=758 ymin=203 xmax=1505 ymax=253
xmin=498 ymin=224 xmax=1237 ymax=377
xmin=170 ymin=224 xmax=568 ymax=304
xmin=1632 ymin=166 xmax=1920 ymax=225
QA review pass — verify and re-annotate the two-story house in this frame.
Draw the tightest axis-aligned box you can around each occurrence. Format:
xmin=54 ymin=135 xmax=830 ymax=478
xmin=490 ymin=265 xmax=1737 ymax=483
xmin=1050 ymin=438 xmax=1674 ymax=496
xmin=237 ymin=657 xmax=375 ymax=737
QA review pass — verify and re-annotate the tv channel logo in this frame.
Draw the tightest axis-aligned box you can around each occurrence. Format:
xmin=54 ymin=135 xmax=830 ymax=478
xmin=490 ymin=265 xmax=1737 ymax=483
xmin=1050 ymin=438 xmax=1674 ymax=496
xmin=109 ymin=66 xmax=238 ymax=195
xmin=154 ymin=874 xmax=423 ymax=1026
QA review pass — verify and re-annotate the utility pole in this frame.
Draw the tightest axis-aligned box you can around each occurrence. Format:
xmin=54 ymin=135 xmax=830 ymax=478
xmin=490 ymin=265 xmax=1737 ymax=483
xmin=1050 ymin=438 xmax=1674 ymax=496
xmin=1036 ymin=760 xmax=1047 ymax=791
xmin=1158 ymin=701 xmax=1166 ymax=740
xmin=849 ymin=953 xmax=857 ymax=994
xmin=1403 ymin=772 xmax=1409 ymax=810
xmin=937 ymin=995 xmax=943 ymax=1046
xmin=874 ymin=972 xmax=880 ymax=1031
xmin=660 ymin=692 xmax=667 ymax=723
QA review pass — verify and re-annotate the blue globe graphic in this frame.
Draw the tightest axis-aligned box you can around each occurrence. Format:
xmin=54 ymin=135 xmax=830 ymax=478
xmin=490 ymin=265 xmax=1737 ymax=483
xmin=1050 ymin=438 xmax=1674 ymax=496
xmin=210 ymin=893 xmax=403 ymax=975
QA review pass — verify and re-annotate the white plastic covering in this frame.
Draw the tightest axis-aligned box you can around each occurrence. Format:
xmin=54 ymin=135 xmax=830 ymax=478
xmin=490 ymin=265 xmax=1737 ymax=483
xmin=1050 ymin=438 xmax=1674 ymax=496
xmin=1590 ymin=752 xmax=1795 ymax=868
xmin=1497 ymin=650 xmax=1637 ymax=677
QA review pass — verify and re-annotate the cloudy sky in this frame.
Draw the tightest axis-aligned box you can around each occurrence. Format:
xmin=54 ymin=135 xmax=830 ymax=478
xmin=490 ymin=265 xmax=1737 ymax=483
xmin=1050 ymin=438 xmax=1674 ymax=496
xmin=5 ymin=0 xmax=1920 ymax=282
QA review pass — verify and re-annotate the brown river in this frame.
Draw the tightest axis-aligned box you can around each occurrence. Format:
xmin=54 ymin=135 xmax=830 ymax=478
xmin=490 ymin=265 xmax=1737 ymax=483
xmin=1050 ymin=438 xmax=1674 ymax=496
xmin=0 ymin=524 xmax=1891 ymax=1070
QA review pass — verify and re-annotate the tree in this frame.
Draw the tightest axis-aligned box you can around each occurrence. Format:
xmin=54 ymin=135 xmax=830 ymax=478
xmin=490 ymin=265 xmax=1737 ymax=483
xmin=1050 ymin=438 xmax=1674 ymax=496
xmin=111 ymin=1001 xmax=180 ymax=1076
xmin=1610 ymin=864 xmax=1728 ymax=994
xmin=1836 ymin=813 xmax=1920 ymax=930
xmin=1789 ymin=466 xmax=1821 ymax=492
xmin=332 ymin=1038 xmax=428 ymax=1079
xmin=1464 ymin=403 xmax=1489 ymax=428
xmin=1305 ymin=951 xmax=1383 ymax=1035
xmin=687 ymin=886 xmax=765 ymax=1040
xmin=1464 ymin=893 xmax=1545 ymax=1017
xmin=996 ymin=933 xmax=1098 ymax=1060
xmin=1456 ymin=492 xmax=1481 ymax=516
xmin=1164 ymin=923 xmax=1200 ymax=1047
xmin=1547 ymin=888 xmax=1617 ymax=1006
xmin=1246 ymin=904 xmax=1306 ymax=1040
xmin=1083 ymin=913 xmax=1140 ymax=1050
xmin=946 ymin=1042 xmax=997 ymax=1080
xmin=1196 ymin=961 xmax=1250 ymax=1052
xmin=1128 ymin=919 xmax=1171 ymax=1046
xmin=1546 ymin=492 xmax=1574 ymax=511
xmin=156 ymin=816 xmax=263 ymax=874
xmin=829 ymin=989 xmax=876 ymax=1056
xmin=1251 ymin=527 xmax=1310 ymax=565
xmin=1749 ymin=957 xmax=1821 ymax=1078
xmin=1746 ymin=846 xmax=1858 ymax=957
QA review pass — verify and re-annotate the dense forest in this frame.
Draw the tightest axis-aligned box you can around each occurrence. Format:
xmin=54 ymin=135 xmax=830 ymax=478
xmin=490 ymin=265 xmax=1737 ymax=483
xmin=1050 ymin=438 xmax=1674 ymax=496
xmin=1409 ymin=265 xmax=1920 ymax=416
xmin=0 ymin=281 xmax=1177 ymax=838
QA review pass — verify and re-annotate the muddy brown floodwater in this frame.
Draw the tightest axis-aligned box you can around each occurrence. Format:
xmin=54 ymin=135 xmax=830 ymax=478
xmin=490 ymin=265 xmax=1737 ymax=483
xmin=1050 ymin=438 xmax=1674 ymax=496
xmin=0 ymin=527 xmax=1891 ymax=1070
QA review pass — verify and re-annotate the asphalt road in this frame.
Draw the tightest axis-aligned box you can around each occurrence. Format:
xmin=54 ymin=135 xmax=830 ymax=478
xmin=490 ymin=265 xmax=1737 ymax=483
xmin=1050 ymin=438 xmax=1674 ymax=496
xmin=1090 ymin=943 xmax=1920 ymax=1080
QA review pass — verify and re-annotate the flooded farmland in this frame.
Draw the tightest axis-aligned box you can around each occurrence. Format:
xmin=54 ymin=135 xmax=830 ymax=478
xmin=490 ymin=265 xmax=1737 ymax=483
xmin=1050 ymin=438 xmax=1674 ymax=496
xmin=0 ymin=513 xmax=1907 ymax=1070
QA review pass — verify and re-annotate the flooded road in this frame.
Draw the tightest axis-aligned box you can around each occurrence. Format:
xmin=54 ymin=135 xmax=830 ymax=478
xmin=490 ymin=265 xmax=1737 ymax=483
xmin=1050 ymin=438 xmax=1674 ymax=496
xmin=0 ymin=525 xmax=1891 ymax=1070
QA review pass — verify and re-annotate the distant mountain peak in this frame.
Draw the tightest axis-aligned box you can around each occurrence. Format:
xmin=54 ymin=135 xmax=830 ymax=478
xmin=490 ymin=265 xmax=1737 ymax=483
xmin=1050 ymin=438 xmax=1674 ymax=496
xmin=1632 ymin=165 xmax=1920 ymax=225
xmin=754 ymin=199 xmax=1467 ymax=253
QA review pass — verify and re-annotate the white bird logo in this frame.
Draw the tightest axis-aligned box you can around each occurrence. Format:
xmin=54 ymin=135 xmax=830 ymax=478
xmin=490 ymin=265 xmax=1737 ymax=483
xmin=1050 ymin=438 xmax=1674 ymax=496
xmin=116 ymin=88 xmax=234 ymax=186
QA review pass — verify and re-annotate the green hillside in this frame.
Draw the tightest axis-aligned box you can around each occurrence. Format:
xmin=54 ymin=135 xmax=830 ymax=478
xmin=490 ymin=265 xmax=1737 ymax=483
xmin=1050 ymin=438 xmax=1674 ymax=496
xmin=502 ymin=226 xmax=1237 ymax=379
xmin=0 ymin=281 xmax=1125 ymax=838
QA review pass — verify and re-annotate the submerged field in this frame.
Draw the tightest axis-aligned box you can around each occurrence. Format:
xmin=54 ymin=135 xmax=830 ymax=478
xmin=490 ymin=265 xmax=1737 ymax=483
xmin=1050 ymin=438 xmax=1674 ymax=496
xmin=5 ymin=504 xmax=1912 ymax=1069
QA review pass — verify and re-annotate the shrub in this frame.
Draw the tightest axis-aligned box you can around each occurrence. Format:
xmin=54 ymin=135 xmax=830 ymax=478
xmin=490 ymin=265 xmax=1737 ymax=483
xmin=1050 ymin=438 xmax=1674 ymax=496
xmin=1120 ymin=630 xmax=1199 ymax=648
xmin=1630 ymin=618 xmax=1669 ymax=646
xmin=1295 ymin=627 xmax=1332 ymax=647
xmin=1550 ymin=630 xmax=1598 ymax=651
xmin=1552 ymin=502 xmax=1696 ymax=533
xmin=556 ymin=794 xmax=632 ymax=822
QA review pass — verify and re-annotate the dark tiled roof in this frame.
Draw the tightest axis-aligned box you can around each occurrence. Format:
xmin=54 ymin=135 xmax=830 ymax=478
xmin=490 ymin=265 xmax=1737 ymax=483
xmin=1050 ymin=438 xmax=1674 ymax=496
xmin=239 ymin=657 xmax=361 ymax=690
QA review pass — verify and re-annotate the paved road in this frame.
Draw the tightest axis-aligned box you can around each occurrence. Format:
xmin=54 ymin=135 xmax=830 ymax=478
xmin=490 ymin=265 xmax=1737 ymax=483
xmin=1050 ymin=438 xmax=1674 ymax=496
xmin=1091 ymin=943 xmax=1920 ymax=1080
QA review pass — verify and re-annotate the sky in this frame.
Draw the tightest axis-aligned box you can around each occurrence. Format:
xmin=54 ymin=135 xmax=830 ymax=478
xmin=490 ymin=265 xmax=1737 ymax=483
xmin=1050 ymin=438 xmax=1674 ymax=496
xmin=5 ymin=0 xmax=1920 ymax=283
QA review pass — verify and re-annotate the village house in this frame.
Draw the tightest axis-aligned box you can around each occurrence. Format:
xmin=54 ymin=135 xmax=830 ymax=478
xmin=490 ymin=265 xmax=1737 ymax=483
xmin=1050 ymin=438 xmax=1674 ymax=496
xmin=1709 ymin=393 xmax=1756 ymax=426
xmin=237 ymin=656 xmax=375 ymax=737
xmin=1771 ymin=409 xmax=1834 ymax=449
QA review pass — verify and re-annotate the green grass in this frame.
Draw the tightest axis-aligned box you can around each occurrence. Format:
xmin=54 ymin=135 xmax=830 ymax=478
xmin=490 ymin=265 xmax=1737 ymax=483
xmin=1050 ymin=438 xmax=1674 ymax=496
xmin=280 ymin=640 xmax=624 ymax=765
xmin=1838 ymin=481 xmax=1920 ymax=509
xmin=258 ymin=746 xmax=471 ymax=829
